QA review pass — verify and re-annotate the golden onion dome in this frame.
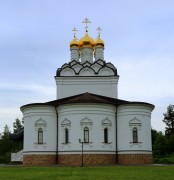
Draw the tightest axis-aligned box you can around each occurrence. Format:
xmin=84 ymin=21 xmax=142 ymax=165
xmin=70 ymin=36 xmax=79 ymax=48
xmin=79 ymin=32 xmax=95 ymax=48
xmin=95 ymin=36 xmax=104 ymax=47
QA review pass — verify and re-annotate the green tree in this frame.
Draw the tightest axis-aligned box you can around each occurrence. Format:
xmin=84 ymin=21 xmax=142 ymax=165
xmin=163 ymin=105 xmax=174 ymax=136
xmin=13 ymin=118 xmax=23 ymax=133
xmin=0 ymin=120 xmax=24 ymax=164
xmin=151 ymin=128 xmax=159 ymax=145
xmin=153 ymin=132 xmax=169 ymax=156
xmin=0 ymin=125 xmax=13 ymax=163
xmin=168 ymin=134 xmax=174 ymax=154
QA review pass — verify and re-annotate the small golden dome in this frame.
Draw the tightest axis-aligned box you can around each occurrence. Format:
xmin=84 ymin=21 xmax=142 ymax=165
xmin=79 ymin=32 xmax=95 ymax=48
xmin=95 ymin=36 xmax=104 ymax=47
xmin=70 ymin=36 xmax=79 ymax=48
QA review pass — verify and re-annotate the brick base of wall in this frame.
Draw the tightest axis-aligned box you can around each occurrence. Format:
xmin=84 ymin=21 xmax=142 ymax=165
xmin=59 ymin=154 xmax=116 ymax=166
xmin=23 ymin=154 xmax=56 ymax=165
xmin=23 ymin=153 xmax=152 ymax=166
xmin=118 ymin=154 xmax=153 ymax=164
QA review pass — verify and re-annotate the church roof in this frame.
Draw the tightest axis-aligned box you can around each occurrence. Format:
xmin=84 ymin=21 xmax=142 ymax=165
xmin=45 ymin=92 xmax=128 ymax=106
xmin=55 ymin=59 xmax=118 ymax=77
xmin=21 ymin=92 xmax=154 ymax=109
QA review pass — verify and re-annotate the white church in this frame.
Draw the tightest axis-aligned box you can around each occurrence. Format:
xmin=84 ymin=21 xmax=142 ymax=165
xmin=12 ymin=18 xmax=154 ymax=166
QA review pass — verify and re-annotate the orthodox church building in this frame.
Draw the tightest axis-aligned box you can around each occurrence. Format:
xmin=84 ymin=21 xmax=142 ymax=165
xmin=12 ymin=18 xmax=154 ymax=166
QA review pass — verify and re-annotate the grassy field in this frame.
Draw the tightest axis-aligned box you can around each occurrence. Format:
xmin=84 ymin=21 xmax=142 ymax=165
xmin=0 ymin=165 xmax=174 ymax=180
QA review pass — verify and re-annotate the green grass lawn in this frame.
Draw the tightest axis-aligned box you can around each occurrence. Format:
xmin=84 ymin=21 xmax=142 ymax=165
xmin=0 ymin=165 xmax=174 ymax=180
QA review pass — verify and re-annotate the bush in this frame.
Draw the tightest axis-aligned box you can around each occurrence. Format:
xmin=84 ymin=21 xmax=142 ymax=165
xmin=154 ymin=154 xmax=174 ymax=164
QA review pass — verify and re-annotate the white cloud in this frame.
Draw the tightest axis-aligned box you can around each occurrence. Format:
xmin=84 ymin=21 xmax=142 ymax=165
xmin=0 ymin=82 xmax=55 ymax=97
xmin=0 ymin=107 xmax=23 ymax=133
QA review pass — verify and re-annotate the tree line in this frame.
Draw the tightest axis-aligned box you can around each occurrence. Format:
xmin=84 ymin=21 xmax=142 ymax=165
xmin=152 ymin=105 xmax=174 ymax=163
xmin=0 ymin=118 xmax=23 ymax=163
xmin=0 ymin=105 xmax=174 ymax=164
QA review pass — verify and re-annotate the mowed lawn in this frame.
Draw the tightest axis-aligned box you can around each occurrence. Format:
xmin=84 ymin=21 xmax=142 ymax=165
xmin=0 ymin=165 xmax=174 ymax=180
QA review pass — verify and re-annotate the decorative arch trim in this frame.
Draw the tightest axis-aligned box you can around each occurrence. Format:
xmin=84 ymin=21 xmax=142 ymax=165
xmin=60 ymin=66 xmax=76 ymax=76
xmin=129 ymin=117 xmax=142 ymax=128
xmin=98 ymin=66 xmax=115 ymax=76
xmin=61 ymin=118 xmax=71 ymax=127
xmin=35 ymin=118 xmax=47 ymax=127
xmin=101 ymin=117 xmax=112 ymax=127
xmin=79 ymin=66 xmax=95 ymax=76
xmin=80 ymin=116 xmax=93 ymax=126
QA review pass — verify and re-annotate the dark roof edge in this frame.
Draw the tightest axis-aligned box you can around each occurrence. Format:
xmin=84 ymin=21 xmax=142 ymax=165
xmin=121 ymin=101 xmax=155 ymax=109
xmin=20 ymin=92 xmax=155 ymax=110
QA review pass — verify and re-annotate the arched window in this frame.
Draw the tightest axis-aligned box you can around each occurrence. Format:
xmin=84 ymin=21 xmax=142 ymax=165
xmin=65 ymin=128 xmax=69 ymax=144
xmin=133 ymin=127 xmax=138 ymax=143
xmin=84 ymin=127 xmax=89 ymax=143
xmin=104 ymin=128 xmax=108 ymax=143
xmin=38 ymin=128 xmax=43 ymax=144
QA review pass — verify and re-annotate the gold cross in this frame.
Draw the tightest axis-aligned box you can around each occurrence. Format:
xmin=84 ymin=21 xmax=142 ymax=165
xmin=82 ymin=17 xmax=91 ymax=32
xmin=96 ymin=27 xmax=102 ymax=36
xmin=72 ymin=27 xmax=78 ymax=37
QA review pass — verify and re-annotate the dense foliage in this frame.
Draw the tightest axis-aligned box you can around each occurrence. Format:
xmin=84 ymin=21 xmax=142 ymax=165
xmin=0 ymin=119 xmax=23 ymax=163
xmin=153 ymin=105 xmax=174 ymax=163
xmin=162 ymin=105 xmax=174 ymax=136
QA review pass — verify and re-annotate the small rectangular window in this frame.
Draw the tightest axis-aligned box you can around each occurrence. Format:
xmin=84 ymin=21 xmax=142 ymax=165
xmin=133 ymin=128 xmax=138 ymax=143
xmin=104 ymin=128 xmax=108 ymax=143
xmin=65 ymin=128 xmax=69 ymax=144
xmin=84 ymin=127 xmax=89 ymax=143
xmin=38 ymin=128 xmax=43 ymax=144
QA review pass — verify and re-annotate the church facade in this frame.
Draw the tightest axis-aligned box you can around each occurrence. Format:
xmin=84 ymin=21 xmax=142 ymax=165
xmin=20 ymin=19 xmax=154 ymax=166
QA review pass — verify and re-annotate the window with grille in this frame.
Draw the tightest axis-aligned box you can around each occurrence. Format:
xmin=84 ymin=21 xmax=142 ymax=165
xmin=104 ymin=128 xmax=108 ymax=143
xmin=133 ymin=127 xmax=138 ymax=143
xmin=38 ymin=128 xmax=43 ymax=144
xmin=65 ymin=128 xmax=69 ymax=144
xmin=84 ymin=127 xmax=89 ymax=143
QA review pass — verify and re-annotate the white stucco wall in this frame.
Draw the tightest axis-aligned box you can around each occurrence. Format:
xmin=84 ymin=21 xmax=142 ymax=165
xmin=55 ymin=76 xmax=119 ymax=99
xmin=22 ymin=105 xmax=57 ymax=155
xmin=21 ymin=102 xmax=153 ymax=156
xmin=57 ymin=103 xmax=116 ymax=154
xmin=117 ymin=104 xmax=153 ymax=154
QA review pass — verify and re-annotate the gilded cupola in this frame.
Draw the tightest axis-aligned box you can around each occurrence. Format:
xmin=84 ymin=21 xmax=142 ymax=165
xmin=70 ymin=27 xmax=79 ymax=48
xmin=79 ymin=32 xmax=95 ymax=48
xmin=95 ymin=35 xmax=104 ymax=47
xmin=94 ymin=27 xmax=104 ymax=61
xmin=70 ymin=27 xmax=80 ymax=62
xmin=70 ymin=37 xmax=79 ymax=48
xmin=95 ymin=27 xmax=104 ymax=47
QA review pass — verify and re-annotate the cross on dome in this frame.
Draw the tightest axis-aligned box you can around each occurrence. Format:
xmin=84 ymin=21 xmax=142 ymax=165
xmin=82 ymin=17 xmax=91 ymax=32
xmin=96 ymin=27 xmax=102 ymax=37
xmin=72 ymin=27 xmax=78 ymax=37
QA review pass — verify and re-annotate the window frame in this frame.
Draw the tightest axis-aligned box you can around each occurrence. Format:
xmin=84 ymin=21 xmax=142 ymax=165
xmin=65 ymin=128 xmax=69 ymax=144
xmin=132 ymin=127 xmax=138 ymax=143
xmin=104 ymin=127 xmax=108 ymax=143
xmin=84 ymin=127 xmax=89 ymax=143
xmin=38 ymin=128 xmax=43 ymax=144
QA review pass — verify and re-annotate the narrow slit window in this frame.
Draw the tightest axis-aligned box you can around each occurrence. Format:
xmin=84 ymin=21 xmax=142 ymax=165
xmin=133 ymin=127 xmax=138 ymax=143
xmin=84 ymin=127 xmax=89 ymax=143
xmin=104 ymin=128 xmax=108 ymax=143
xmin=65 ymin=128 xmax=69 ymax=144
xmin=38 ymin=128 xmax=43 ymax=144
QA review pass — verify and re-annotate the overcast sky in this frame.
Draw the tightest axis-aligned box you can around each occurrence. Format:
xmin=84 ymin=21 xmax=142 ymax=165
xmin=0 ymin=0 xmax=174 ymax=133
